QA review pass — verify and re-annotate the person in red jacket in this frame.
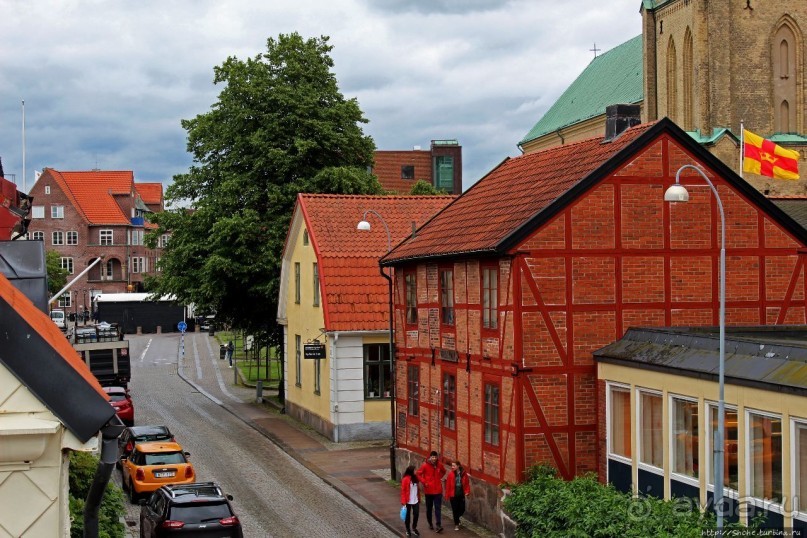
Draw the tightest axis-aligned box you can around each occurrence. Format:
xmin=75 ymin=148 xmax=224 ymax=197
xmin=445 ymin=460 xmax=471 ymax=530
xmin=400 ymin=465 xmax=421 ymax=536
xmin=416 ymin=451 xmax=447 ymax=533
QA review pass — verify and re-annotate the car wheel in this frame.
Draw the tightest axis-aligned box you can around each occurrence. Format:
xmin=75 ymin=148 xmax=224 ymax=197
xmin=128 ymin=480 xmax=138 ymax=503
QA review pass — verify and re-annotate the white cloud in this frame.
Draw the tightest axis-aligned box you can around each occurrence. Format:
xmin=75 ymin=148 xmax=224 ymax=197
xmin=0 ymin=0 xmax=641 ymax=191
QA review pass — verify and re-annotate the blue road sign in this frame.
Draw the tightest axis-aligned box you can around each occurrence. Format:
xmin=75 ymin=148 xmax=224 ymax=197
xmin=178 ymin=321 xmax=187 ymax=333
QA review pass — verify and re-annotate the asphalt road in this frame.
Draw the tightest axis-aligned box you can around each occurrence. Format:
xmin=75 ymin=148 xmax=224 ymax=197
xmin=118 ymin=332 xmax=395 ymax=538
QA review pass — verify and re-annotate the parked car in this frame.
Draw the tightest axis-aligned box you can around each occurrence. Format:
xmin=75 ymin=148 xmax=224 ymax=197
xmin=139 ymin=482 xmax=243 ymax=537
xmin=122 ymin=441 xmax=195 ymax=503
xmin=50 ymin=309 xmax=66 ymax=331
xmin=118 ymin=425 xmax=175 ymax=469
xmin=103 ymin=386 xmax=134 ymax=426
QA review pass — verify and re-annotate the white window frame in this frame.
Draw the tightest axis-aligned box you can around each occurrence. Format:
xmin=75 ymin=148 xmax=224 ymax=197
xmin=607 ymin=382 xmax=632 ymax=464
xmin=58 ymin=294 xmax=72 ymax=308
xmin=52 ymin=231 xmax=64 ymax=245
xmin=637 ymin=388 xmax=664 ymax=473
xmin=100 ymin=229 xmax=113 ymax=245
xmin=51 ymin=205 xmax=64 ymax=219
xmin=60 ymin=257 xmax=74 ymax=274
xmin=66 ymin=230 xmax=78 ymax=245
xmin=31 ymin=206 xmax=44 ymax=219
xmin=130 ymin=257 xmax=146 ymax=273
xmin=32 ymin=231 xmax=44 ymax=241
xmin=44 ymin=186 xmax=50 ymax=195
xmin=791 ymin=418 xmax=807 ymax=521
xmin=745 ymin=408 xmax=784 ymax=512
xmin=295 ymin=334 xmax=302 ymax=387
xmin=669 ymin=394 xmax=699 ymax=485
xmin=160 ymin=234 xmax=170 ymax=248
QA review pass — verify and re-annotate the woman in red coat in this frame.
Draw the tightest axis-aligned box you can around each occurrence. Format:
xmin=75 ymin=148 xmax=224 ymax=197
xmin=400 ymin=465 xmax=421 ymax=536
xmin=445 ymin=460 xmax=471 ymax=530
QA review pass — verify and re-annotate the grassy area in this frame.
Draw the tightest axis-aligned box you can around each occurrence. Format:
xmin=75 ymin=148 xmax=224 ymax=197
xmin=216 ymin=330 xmax=281 ymax=386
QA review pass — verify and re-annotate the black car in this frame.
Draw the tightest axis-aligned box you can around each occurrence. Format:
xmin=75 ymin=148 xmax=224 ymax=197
xmin=118 ymin=425 xmax=174 ymax=468
xmin=139 ymin=482 xmax=243 ymax=537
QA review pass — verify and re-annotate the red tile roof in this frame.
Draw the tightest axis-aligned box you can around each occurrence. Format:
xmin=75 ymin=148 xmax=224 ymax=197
xmin=297 ymin=194 xmax=454 ymax=332
xmin=136 ymin=182 xmax=163 ymax=205
xmin=384 ymin=123 xmax=656 ymax=263
xmin=45 ymin=169 xmax=135 ymax=225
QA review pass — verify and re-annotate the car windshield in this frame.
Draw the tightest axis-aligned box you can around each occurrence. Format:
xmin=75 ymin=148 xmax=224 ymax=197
xmin=143 ymin=452 xmax=185 ymax=465
xmin=168 ymin=503 xmax=232 ymax=523
xmin=107 ymin=393 xmax=127 ymax=402
xmin=135 ymin=433 xmax=171 ymax=443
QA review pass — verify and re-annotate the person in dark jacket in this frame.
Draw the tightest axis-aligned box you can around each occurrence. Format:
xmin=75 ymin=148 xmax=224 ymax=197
xmin=400 ymin=465 xmax=421 ymax=536
xmin=416 ymin=451 xmax=446 ymax=532
xmin=445 ymin=460 xmax=471 ymax=530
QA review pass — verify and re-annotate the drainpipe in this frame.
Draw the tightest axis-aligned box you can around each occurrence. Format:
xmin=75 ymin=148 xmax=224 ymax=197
xmin=379 ymin=265 xmax=396 ymax=479
xmin=83 ymin=416 xmax=125 ymax=538
xmin=332 ymin=332 xmax=339 ymax=443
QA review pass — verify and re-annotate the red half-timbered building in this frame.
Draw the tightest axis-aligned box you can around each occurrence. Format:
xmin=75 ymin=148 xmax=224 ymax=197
xmin=381 ymin=117 xmax=807 ymax=532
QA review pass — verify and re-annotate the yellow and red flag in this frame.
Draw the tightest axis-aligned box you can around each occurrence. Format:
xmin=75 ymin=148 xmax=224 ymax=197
xmin=743 ymin=129 xmax=800 ymax=180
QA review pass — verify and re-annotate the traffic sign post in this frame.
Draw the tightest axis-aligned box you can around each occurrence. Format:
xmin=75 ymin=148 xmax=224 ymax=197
xmin=178 ymin=320 xmax=187 ymax=333
xmin=178 ymin=320 xmax=187 ymax=358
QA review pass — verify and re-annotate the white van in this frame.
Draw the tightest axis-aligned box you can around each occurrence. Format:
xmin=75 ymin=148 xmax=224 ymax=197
xmin=50 ymin=309 xmax=66 ymax=331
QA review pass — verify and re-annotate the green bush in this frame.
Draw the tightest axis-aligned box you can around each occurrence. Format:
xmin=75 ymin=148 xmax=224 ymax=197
xmin=68 ymin=451 xmax=126 ymax=538
xmin=503 ymin=464 xmax=754 ymax=538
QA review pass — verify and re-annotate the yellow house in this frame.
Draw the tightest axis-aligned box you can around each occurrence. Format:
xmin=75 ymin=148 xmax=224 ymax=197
xmin=0 ymin=271 xmax=117 ymax=536
xmin=277 ymin=194 xmax=453 ymax=442
xmin=595 ymin=326 xmax=807 ymax=533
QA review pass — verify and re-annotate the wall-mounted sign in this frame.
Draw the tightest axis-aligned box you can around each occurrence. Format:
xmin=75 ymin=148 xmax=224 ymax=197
xmin=304 ymin=343 xmax=326 ymax=359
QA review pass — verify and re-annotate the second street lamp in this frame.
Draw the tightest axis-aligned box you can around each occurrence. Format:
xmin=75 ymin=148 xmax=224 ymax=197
xmin=356 ymin=209 xmax=397 ymax=479
xmin=665 ymin=164 xmax=726 ymax=536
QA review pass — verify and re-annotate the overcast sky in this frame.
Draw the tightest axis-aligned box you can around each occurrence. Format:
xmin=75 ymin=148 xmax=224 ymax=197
xmin=0 ymin=0 xmax=641 ymax=195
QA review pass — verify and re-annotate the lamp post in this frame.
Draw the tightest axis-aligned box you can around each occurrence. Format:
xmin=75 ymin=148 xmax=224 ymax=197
xmin=665 ymin=164 xmax=726 ymax=536
xmin=357 ymin=209 xmax=397 ymax=479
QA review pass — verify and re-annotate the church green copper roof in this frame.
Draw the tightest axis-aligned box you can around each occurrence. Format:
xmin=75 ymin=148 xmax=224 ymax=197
xmin=519 ymin=35 xmax=643 ymax=147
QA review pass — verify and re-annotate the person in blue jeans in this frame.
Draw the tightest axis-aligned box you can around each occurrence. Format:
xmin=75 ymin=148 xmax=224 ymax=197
xmin=416 ymin=451 xmax=446 ymax=533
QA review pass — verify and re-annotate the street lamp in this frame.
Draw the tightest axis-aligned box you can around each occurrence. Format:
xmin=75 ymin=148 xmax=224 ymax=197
xmin=665 ymin=164 xmax=726 ymax=535
xmin=357 ymin=209 xmax=397 ymax=479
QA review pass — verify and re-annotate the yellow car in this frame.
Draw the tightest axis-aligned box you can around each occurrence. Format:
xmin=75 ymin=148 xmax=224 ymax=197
xmin=121 ymin=441 xmax=195 ymax=502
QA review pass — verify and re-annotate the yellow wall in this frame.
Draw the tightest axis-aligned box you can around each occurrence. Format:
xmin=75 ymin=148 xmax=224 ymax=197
xmin=599 ymin=361 xmax=807 ymax=526
xmin=284 ymin=225 xmax=331 ymax=421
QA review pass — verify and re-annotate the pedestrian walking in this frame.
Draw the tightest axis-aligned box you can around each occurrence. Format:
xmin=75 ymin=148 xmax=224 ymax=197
xmin=416 ymin=450 xmax=446 ymax=533
xmin=400 ymin=465 xmax=421 ymax=537
xmin=445 ymin=460 xmax=470 ymax=530
xmin=226 ymin=340 xmax=234 ymax=367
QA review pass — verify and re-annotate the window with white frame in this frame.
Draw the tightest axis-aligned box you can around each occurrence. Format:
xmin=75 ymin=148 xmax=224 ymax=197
xmin=51 ymin=205 xmax=64 ymax=218
xmin=66 ymin=231 xmax=78 ymax=245
xmin=671 ymin=397 xmax=699 ymax=478
xmin=794 ymin=421 xmax=807 ymax=514
xmin=639 ymin=391 xmax=663 ymax=468
xmin=608 ymin=386 xmax=632 ymax=458
xmin=442 ymin=373 xmax=456 ymax=430
xmin=31 ymin=206 xmax=44 ymax=219
xmin=130 ymin=257 xmax=146 ymax=273
xmin=155 ymin=257 xmax=161 ymax=272
xmin=100 ymin=229 xmax=113 ymax=245
xmin=748 ymin=411 xmax=782 ymax=503
xmin=32 ymin=231 xmax=44 ymax=241
xmin=484 ymin=382 xmax=500 ymax=446
xmin=482 ymin=265 xmax=498 ymax=330
xmin=130 ymin=229 xmax=143 ymax=245
xmin=708 ymin=405 xmax=739 ymax=491
xmin=364 ymin=344 xmax=390 ymax=399
xmin=60 ymin=257 xmax=74 ymax=274
xmin=312 ymin=262 xmax=319 ymax=307
xmin=102 ymin=260 xmax=114 ymax=280
xmin=58 ymin=294 xmax=72 ymax=308
xmin=45 ymin=186 xmax=51 ymax=194
xmin=294 ymin=263 xmax=301 ymax=304
xmin=52 ymin=231 xmax=64 ymax=245
xmin=160 ymin=234 xmax=170 ymax=248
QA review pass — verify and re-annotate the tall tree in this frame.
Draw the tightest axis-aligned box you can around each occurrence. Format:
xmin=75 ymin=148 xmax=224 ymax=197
xmin=45 ymin=249 xmax=68 ymax=296
xmin=148 ymin=33 xmax=381 ymax=332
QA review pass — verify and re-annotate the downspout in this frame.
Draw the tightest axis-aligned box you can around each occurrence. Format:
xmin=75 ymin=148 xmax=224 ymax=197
xmin=380 ymin=264 xmax=396 ymax=479
xmin=83 ymin=415 xmax=125 ymax=538
xmin=556 ymin=128 xmax=565 ymax=145
xmin=332 ymin=332 xmax=339 ymax=443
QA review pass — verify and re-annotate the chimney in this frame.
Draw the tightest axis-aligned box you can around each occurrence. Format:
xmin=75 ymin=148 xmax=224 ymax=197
xmin=604 ymin=104 xmax=641 ymax=141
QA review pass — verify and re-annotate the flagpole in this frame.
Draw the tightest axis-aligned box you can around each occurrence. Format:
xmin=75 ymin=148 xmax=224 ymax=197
xmin=739 ymin=120 xmax=744 ymax=179
xmin=22 ymin=100 xmax=26 ymax=192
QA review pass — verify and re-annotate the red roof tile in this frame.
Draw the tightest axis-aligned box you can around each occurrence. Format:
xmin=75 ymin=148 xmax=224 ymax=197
xmin=45 ymin=169 xmax=135 ymax=225
xmin=384 ymin=123 xmax=656 ymax=262
xmin=298 ymin=194 xmax=454 ymax=332
xmin=135 ymin=182 xmax=163 ymax=205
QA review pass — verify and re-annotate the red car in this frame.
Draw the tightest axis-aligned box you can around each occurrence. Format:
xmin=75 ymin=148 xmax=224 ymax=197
xmin=104 ymin=386 xmax=134 ymax=426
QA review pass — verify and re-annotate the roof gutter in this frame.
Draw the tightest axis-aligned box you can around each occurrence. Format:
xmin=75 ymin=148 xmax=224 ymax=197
xmin=83 ymin=416 xmax=125 ymax=538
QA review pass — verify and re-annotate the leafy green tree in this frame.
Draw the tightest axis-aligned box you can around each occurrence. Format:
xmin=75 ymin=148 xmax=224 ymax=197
xmin=409 ymin=179 xmax=449 ymax=195
xmin=69 ymin=451 xmax=125 ymax=538
xmin=148 ymin=33 xmax=380 ymax=332
xmin=46 ymin=249 xmax=68 ymax=296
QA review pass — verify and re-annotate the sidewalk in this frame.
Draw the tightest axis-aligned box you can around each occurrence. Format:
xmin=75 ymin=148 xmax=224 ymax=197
xmin=177 ymin=332 xmax=495 ymax=538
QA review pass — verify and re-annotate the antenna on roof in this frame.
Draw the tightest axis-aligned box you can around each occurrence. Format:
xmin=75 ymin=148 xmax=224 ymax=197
xmin=590 ymin=43 xmax=601 ymax=58
xmin=21 ymin=100 xmax=26 ymax=192
xmin=93 ymin=154 xmax=99 ymax=172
